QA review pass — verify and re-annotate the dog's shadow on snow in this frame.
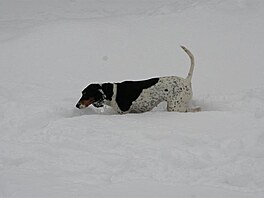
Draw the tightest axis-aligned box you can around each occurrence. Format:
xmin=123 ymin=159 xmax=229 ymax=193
xmin=62 ymin=101 xmax=212 ymax=119
xmin=63 ymin=102 xmax=170 ymax=118
xmin=63 ymin=106 xmax=118 ymax=118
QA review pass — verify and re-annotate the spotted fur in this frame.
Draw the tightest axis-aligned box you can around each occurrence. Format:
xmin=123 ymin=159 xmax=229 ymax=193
xmin=76 ymin=46 xmax=200 ymax=113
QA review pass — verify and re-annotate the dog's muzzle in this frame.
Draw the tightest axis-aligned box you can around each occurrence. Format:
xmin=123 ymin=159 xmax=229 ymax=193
xmin=76 ymin=103 xmax=86 ymax=109
xmin=76 ymin=98 xmax=95 ymax=109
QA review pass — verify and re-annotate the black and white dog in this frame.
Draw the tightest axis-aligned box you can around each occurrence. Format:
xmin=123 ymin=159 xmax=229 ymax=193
xmin=76 ymin=46 xmax=200 ymax=113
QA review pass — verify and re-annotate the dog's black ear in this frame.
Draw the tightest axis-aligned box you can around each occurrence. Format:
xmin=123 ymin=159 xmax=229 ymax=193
xmin=82 ymin=84 xmax=101 ymax=95
xmin=102 ymin=83 xmax=113 ymax=100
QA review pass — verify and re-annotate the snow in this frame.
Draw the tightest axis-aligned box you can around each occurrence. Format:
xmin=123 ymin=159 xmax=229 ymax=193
xmin=0 ymin=0 xmax=264 ymax=197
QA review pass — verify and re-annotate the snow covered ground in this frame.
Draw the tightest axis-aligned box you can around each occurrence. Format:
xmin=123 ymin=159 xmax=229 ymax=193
xmin=1 ymin=0 xmax=264 ymax=197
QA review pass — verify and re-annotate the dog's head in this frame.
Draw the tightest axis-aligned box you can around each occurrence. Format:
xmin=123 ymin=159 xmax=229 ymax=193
xmin=76 ymin=84 xmax=105 ymax=109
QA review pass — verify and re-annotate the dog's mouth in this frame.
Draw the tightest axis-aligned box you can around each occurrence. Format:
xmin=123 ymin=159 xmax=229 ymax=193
xmin=76 ymin=98 xmax=95 ymax=109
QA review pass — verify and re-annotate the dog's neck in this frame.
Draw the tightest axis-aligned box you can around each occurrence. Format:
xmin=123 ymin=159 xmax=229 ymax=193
xmin=101 ymin=83 xmax=114 ymax=101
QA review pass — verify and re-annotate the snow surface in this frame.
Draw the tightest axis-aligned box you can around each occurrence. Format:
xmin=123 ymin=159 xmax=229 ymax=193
xmin=1 ymin=0 xmax=264 ymax=197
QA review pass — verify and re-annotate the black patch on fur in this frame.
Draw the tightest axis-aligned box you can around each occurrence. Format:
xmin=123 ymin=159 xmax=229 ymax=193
xmin=116 ymin=78 xmax=159 ymax=112
xmin=102 ymin=83 xmax=114 ymax=101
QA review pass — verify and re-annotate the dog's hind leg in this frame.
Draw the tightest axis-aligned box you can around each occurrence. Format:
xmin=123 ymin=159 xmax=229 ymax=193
xmin=167 ymin=99 xmax=201 ymax=112
xmin=167 ymin=101 xmax=188 ymax=112
xmin=166 ymin=94 xmax=189 ymax=112
xmin=166 ymin=87 xmax=198 ymax=112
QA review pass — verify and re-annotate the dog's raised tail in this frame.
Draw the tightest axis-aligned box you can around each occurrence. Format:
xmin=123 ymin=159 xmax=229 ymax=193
xmin=181 ymin=45 xmax=194 ymax=81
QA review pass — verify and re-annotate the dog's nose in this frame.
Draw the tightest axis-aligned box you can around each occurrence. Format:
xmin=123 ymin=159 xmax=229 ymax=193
xmin=76 ymin=103 xmax=80 ymax=109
